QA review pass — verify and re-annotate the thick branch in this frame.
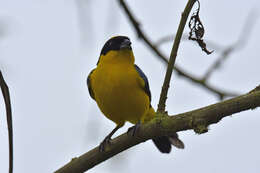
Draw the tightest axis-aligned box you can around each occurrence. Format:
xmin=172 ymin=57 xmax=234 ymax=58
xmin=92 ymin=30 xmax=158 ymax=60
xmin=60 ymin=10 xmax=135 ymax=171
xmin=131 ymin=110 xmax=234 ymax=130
xmin=55 ymin=87 xmax=260 ymax=173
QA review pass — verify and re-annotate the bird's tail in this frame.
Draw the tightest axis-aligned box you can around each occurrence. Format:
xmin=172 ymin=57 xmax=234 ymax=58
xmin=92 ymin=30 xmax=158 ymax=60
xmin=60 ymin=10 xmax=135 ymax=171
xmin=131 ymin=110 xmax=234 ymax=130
xmin=144 ymin=107 xmax=185 ymax=153
xmin=152 ymin=133 xmax=184 ymax=153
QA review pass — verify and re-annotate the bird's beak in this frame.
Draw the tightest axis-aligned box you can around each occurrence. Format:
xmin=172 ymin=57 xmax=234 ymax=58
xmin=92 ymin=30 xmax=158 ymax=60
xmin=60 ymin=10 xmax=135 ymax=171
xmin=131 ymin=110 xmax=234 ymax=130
xmin=120 ymin=39 xmax=132 ymax=50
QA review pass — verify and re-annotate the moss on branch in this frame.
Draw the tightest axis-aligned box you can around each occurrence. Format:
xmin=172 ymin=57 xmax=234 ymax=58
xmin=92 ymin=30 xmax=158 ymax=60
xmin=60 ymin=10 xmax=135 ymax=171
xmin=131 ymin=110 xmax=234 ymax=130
xmin=55 ymin=88 xmax=260 ymax=173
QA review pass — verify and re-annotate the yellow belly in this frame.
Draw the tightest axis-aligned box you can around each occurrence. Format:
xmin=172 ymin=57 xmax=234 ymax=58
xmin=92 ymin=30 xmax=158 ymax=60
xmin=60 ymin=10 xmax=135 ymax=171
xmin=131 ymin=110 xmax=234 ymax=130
xmin=91 ymin=65 xmax=150 ymax=126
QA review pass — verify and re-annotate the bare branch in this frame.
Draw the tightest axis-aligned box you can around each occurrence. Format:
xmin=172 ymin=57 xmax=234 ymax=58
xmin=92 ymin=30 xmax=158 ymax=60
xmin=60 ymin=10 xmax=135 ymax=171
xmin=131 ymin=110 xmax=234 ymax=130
xmin=118 ymin=0 xmax=237 ymax=99
xmin=202 ymin=10 xmax=258 ymax=81
xmin=174 ymin=67 xmax=238 ymax=100
xmin=54 ymin=86 xmax=260 ymax=173
xmin=157 ymin=0 xmax=197 ymax=112
xmin=202 ymin=46 xmax=234 ymax=81
xmin=155 ymin=33 xmax=224 ymax=51
xmin=156 ymin=10 xmax=257 ymax=51
xmin=0 ymin=71 xmax=13 ymax=173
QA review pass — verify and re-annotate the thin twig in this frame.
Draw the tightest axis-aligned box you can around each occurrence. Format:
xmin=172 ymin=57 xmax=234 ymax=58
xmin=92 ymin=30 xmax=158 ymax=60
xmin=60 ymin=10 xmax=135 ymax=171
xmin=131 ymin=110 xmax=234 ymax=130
xmin=155 ymin=33 xmax=224 ymax=51
xmin=202 ymin=46 xmax=234 ymax=81
xmin=118 ymin=0 xmax=237 ymax=100
xmin=54 ymin=87 xmax=260 ymax=173
xmin=174 ymin=66 xmax=238 ymax=100
xmin=0 ymin=71 xmax=13 ymax=173
xmin=157 ymin=0 xmax=197 ymax=112
xmin=202 ymin=10 xmax=258 ymax=81
xmin=156 ymin=33 xmax=189 ymax=47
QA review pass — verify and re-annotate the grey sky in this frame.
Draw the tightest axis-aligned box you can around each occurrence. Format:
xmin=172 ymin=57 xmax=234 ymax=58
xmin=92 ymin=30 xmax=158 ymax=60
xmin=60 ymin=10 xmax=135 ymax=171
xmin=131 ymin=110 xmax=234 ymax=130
xmin=0 ymin=0 xmax=259 ymax=172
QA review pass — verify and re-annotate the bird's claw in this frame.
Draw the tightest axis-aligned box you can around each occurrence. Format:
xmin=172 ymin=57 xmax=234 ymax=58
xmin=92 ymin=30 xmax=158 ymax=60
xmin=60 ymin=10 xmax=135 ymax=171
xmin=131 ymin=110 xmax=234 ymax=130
xmin=99 ymin=137 xmax=111 ymax=152
xmin=127 ymin=122 xmax=141 ymax=137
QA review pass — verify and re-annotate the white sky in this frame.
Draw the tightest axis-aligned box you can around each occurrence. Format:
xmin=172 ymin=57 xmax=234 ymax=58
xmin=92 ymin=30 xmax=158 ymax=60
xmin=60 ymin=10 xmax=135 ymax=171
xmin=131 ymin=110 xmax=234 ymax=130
xmin=0 ymin=0 xmax=259 ymax=173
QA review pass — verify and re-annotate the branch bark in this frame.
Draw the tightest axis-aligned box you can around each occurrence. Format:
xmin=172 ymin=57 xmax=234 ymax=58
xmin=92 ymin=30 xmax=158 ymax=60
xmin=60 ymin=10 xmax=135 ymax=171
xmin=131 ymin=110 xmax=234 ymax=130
xmin=55 ymin=86 xmax=260 ymax=173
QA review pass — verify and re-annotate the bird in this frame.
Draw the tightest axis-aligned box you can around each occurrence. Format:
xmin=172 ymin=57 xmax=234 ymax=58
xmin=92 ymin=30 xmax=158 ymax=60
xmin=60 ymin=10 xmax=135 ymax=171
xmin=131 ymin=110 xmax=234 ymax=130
xmin=87 ymin=36 xmax=184 ymax=153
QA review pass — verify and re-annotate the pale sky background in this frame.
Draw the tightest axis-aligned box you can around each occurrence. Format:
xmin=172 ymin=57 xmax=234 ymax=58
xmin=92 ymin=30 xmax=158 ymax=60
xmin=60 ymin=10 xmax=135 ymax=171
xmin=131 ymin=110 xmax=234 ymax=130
xmin=0 ymin=0 xmax=259 ymax=173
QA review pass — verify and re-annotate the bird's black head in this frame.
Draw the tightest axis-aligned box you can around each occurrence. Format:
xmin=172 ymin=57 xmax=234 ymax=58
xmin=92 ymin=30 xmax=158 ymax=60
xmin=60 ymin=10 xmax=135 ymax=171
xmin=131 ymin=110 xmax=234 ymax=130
xmin=100 ymin=36 xmax=132 ymax=56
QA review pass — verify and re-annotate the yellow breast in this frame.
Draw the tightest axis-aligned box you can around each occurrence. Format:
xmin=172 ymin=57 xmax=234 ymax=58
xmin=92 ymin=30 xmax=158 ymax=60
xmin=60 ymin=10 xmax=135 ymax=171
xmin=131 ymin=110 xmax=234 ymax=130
xmin=91 ymin=62 xmax=150 ymax=126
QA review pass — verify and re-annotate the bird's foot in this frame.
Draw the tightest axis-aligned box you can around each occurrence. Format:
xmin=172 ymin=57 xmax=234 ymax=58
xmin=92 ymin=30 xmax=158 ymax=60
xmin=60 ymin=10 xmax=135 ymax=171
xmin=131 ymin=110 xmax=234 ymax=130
xmin=127 ymin=122 xmax=141 ymax=137
xmin=99 ymin=136 xmax=111 ymax=152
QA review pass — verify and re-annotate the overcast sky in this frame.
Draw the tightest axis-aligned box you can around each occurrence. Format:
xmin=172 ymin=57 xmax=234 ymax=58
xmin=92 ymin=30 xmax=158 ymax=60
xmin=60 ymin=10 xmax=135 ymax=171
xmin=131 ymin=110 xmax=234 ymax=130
xmin=0 ymin=0 xmax=259 ymax=173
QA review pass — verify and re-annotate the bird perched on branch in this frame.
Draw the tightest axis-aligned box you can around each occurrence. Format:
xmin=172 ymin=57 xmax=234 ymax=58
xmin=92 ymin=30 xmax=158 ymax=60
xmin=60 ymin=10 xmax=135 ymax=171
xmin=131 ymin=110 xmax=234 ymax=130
xmin=87 ymin=36 xmax=184 ymax=153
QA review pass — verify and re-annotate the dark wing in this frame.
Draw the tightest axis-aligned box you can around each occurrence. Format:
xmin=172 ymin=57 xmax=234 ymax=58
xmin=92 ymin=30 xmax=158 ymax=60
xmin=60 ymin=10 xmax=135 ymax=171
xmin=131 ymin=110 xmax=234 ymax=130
xmin=134 ymin=64 xmax=151 ymax=102
xmin=87 ymin=69 xmax=96 ymax=100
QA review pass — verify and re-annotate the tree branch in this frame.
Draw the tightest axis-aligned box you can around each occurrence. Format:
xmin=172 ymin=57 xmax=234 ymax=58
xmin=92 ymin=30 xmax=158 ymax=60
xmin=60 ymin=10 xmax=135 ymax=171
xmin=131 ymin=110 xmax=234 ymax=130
xmin=155 ymin=33 xmax=224 ymax=51
xmin=54 ymin=86 xmax=260 ymax=173
xmin=0 ymin=70 xmax=13 ymax=173
xmin=157 ymin=0 xmax=196 ymax=112
xmin=202 ymin=10 xmax=257 ymax=81
xmin=118 ymin=0 xmax=237 ymax=100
